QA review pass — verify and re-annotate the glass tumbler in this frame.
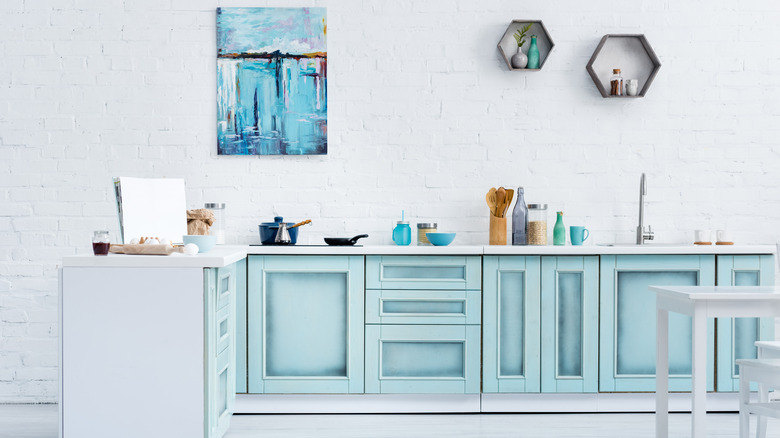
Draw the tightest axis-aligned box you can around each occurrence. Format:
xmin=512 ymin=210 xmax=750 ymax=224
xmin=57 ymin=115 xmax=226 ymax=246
xmin=92 ymin=231 xmax=111 ymax=255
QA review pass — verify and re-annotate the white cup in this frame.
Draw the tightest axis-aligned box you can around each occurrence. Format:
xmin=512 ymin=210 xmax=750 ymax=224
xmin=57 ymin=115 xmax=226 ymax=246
xmin=717 ymin=230 xmax=732 ymax=242
xmin=626 ymin=79 xmax=639 ymax=96
xmin=694 ymin=229 xmax=711 ymax=243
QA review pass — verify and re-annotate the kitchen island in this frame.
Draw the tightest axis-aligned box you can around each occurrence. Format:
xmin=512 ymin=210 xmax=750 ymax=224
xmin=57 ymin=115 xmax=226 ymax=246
xmin=60 ymin=244 xmax=775 ymax=436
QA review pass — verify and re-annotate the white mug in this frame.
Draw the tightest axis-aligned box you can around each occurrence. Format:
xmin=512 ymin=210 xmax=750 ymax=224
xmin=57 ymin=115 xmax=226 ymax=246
xmin=626 ymin=79 xmax=639 ymax=96
xmin=717 ymin=230 xmax=732 ymax=242
xmin=694 ymin=229 xmax=711 ymax=243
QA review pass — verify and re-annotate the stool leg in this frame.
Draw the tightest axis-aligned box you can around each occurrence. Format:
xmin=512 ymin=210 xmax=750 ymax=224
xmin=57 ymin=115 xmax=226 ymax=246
xmin=757 ymin=382 xmax=768 ymax=438
xmin=741 ymin=369 xmax=751 ymax=438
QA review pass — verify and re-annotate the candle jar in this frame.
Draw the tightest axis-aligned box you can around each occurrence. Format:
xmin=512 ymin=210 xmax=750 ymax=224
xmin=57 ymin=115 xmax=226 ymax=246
xmin=417 ymin=223 xmax=437 ymax=246
xmin=527 ymin=204 xmax=548 ymax=245
xmin=92 ymin=231 xmax=111 ymax=255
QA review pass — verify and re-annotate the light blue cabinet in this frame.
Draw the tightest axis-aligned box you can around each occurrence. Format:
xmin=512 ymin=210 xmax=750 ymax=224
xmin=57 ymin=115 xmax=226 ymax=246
xmin=541 ymin=256 xmax=599 ymax=393
xmin=235 ymin=259 xmax=247 ymax=394
xmin=716 ymin=255 xmax=776 ymax=391
xmin=599 ymin=255 xmax=716 ymax=392
xmin=364 ymin=256 xmax=481 ymax=394
xmin=482 ymin=256 xmax=542 ymax=393
xmin=206 ymin=262 xmax=237 ymax=438
xmin=247 ymin=256 xmax=364 ymax=394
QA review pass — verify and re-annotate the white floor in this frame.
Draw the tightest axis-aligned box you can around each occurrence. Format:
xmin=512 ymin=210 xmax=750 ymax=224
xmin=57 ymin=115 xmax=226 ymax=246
xmin=5 ymin=404 xmax=780 ymax=437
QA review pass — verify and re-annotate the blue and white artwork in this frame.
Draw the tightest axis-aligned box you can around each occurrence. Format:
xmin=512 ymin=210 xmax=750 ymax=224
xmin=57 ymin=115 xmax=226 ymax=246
xmin=217 ymin=8 xmax=327 ymax=155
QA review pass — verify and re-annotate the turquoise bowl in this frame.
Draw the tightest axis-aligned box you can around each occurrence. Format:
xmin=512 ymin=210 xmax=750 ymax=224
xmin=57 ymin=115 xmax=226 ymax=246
xmin=426 ymin=232 xmax=456 ymax=246
xmin=182 ymin=235 xmax=217 ymax=253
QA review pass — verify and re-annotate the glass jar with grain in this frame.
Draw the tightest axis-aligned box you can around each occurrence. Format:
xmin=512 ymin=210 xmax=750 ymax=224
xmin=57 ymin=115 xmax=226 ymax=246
xmin=527 ymin=204 xmax=548 ymax=245
xmin=417 ymin=223 xmax=437 ymax=246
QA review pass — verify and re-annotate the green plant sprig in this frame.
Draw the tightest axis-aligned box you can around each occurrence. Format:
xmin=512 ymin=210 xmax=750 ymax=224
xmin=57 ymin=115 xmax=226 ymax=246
xmin=512 ymin=23 xmax=533 ymax=48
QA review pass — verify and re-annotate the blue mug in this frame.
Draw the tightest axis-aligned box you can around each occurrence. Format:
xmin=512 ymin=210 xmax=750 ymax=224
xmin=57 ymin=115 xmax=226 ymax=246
xmin=392 ymin=222 xmax=411 ymax=246
xmin=570 ymin=226 xmax=590 ymax=246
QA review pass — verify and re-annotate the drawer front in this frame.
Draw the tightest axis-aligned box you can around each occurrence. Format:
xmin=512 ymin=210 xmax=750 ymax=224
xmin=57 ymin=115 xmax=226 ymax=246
xmin=365 ymin=289 xmax=481 ymax=325
xmin=216 ymin=264 xmax=236 ymax=311
xmin=366 ymin=256 xmax=481 ymax=290
xmin=216 ymin=305 xmax=231 ymax=356
xmin=365 ymin=324 xmax=481 ymax=394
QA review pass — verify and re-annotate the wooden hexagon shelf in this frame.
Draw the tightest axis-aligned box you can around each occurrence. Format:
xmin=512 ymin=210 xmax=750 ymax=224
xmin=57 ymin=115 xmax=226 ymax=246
xmin=497 ymin=20 xmax=555 ymax=71
xmin=586 ymin=34 xmax=661 ymax=98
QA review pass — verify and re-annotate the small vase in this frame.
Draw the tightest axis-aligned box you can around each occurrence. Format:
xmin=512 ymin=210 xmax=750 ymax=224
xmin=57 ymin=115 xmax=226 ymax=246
xmin=510 ymin=47 xmax=528 ymax=69
xmin=526 ymin=35 xmax=540 ymax=69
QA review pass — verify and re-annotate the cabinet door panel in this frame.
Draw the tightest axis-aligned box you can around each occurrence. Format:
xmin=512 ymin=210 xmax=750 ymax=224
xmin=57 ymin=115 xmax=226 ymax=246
xmin=364 ymin=324 xmax=480 ymax=394
xmin=247 ymin=256 xmax=364 ymax=394
xmin=236 ymin=259 xmax=247 ymax=393
xmin=599 ymin=255 xmax=716 ymax=392
xmin=541 ymin=256 xmax=598 ymax=393
xmin=482 ymin=256 xmax=541 ymax=393
xmin=716 ymin=255 xmax=775 ymax=391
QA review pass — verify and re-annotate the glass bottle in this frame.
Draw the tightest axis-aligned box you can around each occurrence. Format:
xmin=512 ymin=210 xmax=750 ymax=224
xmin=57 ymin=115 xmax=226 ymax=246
xmin=92 ymin=230 xmax=111 ymax=255
xmin=553 ymin=211 xmax=566 ymax=246
xmin=610 ymin=68 xmax=623 ymax=96
xmin=511 ymin=187 xmax=528 ymax=245
xmin=526 ymin=35 xmax=540 ymax=69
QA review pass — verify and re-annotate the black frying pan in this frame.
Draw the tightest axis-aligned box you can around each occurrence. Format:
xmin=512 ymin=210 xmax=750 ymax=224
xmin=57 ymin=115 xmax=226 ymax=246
xmin=324 ymin=234 xmax=368 ymax=246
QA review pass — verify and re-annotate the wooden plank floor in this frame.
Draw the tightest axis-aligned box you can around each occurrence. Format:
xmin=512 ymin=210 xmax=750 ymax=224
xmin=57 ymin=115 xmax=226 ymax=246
xmin=5 ymin=404 xmax=780 ymax=437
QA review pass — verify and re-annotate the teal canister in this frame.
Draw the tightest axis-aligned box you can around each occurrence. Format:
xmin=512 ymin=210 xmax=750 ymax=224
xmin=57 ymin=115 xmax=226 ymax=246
xmin=553 ymin=211 xmax=565 ymax=245
xmin=392 ymin=221 xmax=411 ymax=246
xmin=526 ymin=35 xmax=540 ymax=69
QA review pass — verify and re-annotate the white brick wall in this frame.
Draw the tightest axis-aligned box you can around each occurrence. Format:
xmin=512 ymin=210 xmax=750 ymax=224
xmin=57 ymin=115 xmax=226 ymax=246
xmin=2 ymin=0 xmax=780 ymax=403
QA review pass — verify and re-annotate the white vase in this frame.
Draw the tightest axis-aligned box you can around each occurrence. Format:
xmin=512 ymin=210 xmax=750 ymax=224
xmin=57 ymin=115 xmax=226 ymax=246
xmin=510 ymin=46 xmax=528 ymax=69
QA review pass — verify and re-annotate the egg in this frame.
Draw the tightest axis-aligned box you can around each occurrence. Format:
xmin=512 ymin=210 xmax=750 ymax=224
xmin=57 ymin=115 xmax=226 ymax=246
xmin=159 ymin=238 xmax=172 ymax=246
xmin=183 ymin=243 xmax=199 ymax=255
xmin=129 ymin=238 xmax=140 ymax=245
xmin=144 ymin=238 xmax=160 ymax=245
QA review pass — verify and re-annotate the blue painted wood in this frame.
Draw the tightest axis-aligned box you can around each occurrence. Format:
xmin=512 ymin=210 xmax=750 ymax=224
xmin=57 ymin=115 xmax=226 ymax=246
xmin=541 ymin=256 xmax=598 ymax=393
xmin=235 ymin=259 xmax=247 ymax=393
xmin=715 ymin=255 xmax=776 ymax=391
xmin=482 ymin=256 xmax=542 ymax=393
xmin=366 ymin=256 xmax=481 ymax=290
xmin=205 ymin=263 xmax=237 ymax=438
xmin=598 ymin=255 xmax=716 ymax=392
xmin=364 ymin=324 xmax=481 ymax=394
xmin=247 ymin=256 xmax=364 ymax=394
xmin=365 ymin=289 xmax=480 ymax=325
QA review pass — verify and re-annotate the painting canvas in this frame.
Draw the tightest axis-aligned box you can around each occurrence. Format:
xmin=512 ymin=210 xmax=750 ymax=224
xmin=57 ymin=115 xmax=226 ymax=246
xmin=217 ymin=8 xmax=327 ymax=155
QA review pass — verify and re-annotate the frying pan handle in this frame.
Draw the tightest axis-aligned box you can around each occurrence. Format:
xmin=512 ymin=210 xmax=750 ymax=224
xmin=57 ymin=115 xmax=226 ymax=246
xmin=349 ymin=234 xmax=369 ymax=244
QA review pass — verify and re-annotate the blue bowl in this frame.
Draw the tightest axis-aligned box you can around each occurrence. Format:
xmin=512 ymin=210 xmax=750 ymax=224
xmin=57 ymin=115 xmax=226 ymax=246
xmin=426 ymin=232 xmax=456 ymax=246
xmin=182 ymin=235 xmax=217 ymax=253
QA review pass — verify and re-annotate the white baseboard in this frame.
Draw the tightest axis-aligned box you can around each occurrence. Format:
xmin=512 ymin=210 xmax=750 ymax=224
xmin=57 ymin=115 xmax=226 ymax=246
xmin=235 ymin=392 xmax=747 ymax=414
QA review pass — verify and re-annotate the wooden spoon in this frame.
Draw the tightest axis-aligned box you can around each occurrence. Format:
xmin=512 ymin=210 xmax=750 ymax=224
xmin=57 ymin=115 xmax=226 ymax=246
xmin=485 ymin=188 xmax=497 ymax=216
xmin=496 ymin=187 xmax=506 ymax=218
xmin=505 ymin=189 xmax=515 ymax=217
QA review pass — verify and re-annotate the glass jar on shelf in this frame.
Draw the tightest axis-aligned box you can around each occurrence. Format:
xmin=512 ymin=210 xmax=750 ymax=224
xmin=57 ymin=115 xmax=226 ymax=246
xmin=610 ymin=68 xmax=623 ymax=96
xmin=204 ymin=203 xmax=226 ymax=244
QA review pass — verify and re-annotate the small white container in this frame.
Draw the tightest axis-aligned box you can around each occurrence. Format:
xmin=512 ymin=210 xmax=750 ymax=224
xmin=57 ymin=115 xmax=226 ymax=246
xmin=205 ymin=203 xmax=226 ymax=244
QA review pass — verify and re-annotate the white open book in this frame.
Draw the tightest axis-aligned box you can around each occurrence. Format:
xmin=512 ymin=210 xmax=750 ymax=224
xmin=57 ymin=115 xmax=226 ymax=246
xmin=114 ymin=177 xmax=188 ymax=244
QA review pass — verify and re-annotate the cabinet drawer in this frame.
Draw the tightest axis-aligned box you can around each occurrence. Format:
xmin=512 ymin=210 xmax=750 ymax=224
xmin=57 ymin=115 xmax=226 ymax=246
xmin=365 ymin=324 xmax=481 ymax=394
xmin=216 ymin=305 xmax=231 ymax=356
xmin=366 ymin=256 xmax=481 ymax=290
xmin=216 ymin=265 xmax=235 ymax=311
xmin=365 ymin=289 xmax=481 ymax=325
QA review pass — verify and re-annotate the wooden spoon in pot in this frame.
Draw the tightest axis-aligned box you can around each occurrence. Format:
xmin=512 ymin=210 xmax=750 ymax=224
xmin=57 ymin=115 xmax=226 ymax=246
xmin=486 ymin=188 xmax=497 ymax=216
xmin=496 ymin=187 xmax=506 ymax=218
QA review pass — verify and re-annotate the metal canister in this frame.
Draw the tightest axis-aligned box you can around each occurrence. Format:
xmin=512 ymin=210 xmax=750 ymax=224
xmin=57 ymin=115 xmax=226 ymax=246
xmin=417 ymin=223 xmax=437 ymax=246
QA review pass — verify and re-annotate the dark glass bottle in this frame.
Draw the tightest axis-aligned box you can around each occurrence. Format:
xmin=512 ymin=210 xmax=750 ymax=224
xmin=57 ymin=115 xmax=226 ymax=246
xmin=511 ymin=187 xmax=529 ymax=245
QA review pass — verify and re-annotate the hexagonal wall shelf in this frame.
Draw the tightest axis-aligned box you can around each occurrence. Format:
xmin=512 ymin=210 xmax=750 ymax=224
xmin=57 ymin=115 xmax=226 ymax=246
xmin=586 ymin=34 xmax=661 ymax=98
xmin=497 ymin=20 xmax=555 ymax=71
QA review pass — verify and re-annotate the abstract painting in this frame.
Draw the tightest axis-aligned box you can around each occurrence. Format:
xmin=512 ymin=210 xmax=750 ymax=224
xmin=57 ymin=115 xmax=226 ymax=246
xmin=217 ymin=8 xmax=327 ymax=155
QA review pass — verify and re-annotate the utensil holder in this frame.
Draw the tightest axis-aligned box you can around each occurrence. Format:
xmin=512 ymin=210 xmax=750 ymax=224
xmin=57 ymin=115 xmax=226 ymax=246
xmin=489 ymin=214 xmax=507 ymax=245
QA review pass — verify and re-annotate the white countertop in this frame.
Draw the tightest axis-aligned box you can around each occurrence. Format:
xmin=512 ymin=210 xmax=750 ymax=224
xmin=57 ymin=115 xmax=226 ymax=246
xmin=650 ymin=285 xmax=780 ymax=300
xmin=62 ymin=244 xmax=775 ymax=268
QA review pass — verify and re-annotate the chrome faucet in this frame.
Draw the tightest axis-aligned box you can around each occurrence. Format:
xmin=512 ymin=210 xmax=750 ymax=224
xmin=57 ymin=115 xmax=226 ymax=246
xmin=636 ymin=173 xmax=654 ymax=244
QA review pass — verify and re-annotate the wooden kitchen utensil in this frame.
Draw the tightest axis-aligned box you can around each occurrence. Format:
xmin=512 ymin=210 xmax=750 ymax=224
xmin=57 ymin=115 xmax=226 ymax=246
xmin=289 ymin=219 xmax=312 ymax=229
xmin=496 ymin=187 xmax=506 ymax=218
xmin=505 ymin=189 xmax=514 ymax=217
xmin=489 ymin=214 xmax=507 ymax=245
xmin=485 ymin=188 xmax=497 ymax=216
